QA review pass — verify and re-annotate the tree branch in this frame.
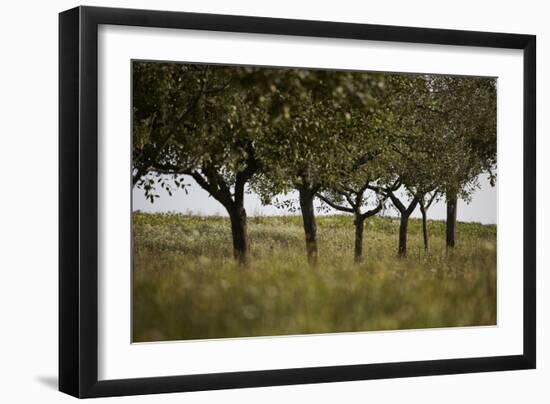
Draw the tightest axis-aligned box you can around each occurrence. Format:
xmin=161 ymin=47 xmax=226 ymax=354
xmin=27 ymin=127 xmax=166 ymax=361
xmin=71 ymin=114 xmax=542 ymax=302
xmin=361 ymin=199 xmax=385 ymax=219
xmin=317 ymin=193 xmax=355 ymax=214
xmin=191 ymin=170 xmax=233 ymax=209
xmin=405 ymin=196 xmax=420 ymax=216
xmin=425 ymin=190 xmax=439 ymax=209
xmin=386 ymin=189 xmax=406 ymax=213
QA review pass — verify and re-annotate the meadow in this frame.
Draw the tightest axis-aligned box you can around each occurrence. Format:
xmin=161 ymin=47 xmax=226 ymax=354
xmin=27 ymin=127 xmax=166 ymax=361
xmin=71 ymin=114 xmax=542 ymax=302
xmin=132 ymin=212 xmax=497 ymax=342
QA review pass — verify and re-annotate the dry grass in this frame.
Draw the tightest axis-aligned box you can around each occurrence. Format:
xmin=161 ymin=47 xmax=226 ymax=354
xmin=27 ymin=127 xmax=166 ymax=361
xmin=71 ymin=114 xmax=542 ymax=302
xmin=132 ymin=212 xmax=496 ymax=342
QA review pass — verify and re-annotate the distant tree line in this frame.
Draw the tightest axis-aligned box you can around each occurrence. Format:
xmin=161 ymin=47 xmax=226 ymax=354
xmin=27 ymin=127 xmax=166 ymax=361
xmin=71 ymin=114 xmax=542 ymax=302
xmin=133 ymin=62 xmax=497 ymax=266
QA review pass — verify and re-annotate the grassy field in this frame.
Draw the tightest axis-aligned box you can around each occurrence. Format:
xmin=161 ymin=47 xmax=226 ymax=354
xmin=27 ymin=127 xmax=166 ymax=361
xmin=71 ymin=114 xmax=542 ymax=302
xmin=132 ymin=212 xmax=496 ymax=342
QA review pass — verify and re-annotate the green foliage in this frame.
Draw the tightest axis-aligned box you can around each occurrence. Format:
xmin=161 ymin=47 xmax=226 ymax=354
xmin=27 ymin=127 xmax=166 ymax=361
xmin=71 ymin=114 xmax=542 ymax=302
xmin=132 ymin=62 xmax=207 ymax=199
xmin=133 ymin=212 xmax=496 ymax=342
xmin=246 ymin=69 xmax=389 ymax=199
xmin=386 ymin=74 xmax=497 ymax=199
xmin=133 ymin=62 xmax=270 ymax=208
xmin=132 ymin=64 xmax=497 ymax=200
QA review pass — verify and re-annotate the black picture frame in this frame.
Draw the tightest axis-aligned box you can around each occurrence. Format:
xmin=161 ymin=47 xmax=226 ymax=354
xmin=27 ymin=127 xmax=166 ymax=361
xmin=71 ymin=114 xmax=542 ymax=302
xmin=59 ymin=5 xmax=536 ymax=398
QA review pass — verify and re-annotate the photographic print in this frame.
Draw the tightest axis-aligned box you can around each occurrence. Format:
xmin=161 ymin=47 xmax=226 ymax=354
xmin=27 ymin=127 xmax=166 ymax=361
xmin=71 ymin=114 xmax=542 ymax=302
xmin=131 ymin=61 xmax=497 ymax=343
xmin=59 ymin=8 xmax=536 ymax=396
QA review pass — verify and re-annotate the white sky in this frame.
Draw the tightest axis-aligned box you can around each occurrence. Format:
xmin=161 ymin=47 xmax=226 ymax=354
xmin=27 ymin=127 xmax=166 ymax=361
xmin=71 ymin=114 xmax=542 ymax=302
xmin=133 ymin=174 xmax=497 ymax=224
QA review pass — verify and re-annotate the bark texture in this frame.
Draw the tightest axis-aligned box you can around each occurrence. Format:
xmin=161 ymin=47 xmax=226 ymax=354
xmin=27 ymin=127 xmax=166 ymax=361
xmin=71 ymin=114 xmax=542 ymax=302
xmin=398 ymin=214 xmax=410 ymax=257
xmin=446 ymin=192 xmax=458 ymax=248
xmin=229 ymin=206 xmax=248 ymax=265
xmin=386 ymin=190 xmax=418 ymax=258
xmin=354 ymin=216 xmax=365 ymax=262
xmin=299 ymin=187 xmax=318 ymax=266
xmin=420 ymin=203 xmax=429 ymax=251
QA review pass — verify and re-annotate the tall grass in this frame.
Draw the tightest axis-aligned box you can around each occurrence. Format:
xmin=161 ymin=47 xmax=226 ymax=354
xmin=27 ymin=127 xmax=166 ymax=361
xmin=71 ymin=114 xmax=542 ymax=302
xmin=132 ymin=212 xmax=496 ymax=342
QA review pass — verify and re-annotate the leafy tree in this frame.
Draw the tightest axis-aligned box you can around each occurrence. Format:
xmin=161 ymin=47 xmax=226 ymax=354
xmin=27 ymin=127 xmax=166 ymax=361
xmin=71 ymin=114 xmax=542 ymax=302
xmin=249 ymin=69 xmax=386 ymax=265
xmin=241 ymin=69 xmax=331 ymax=265
xmin=133 ymin=62 xmax=209 ymax=194
xmin=368 ymin=74 xmax=496 ymax=255
xmin=316 ymin=104 xmax=389 ymax=262
xmin=363 ymin=74 xmax=437 ymax=257
xmin=424 ymin=76 xmax=497 ymax=247
xmin=133 ymin=63 xmax=268 ymax=264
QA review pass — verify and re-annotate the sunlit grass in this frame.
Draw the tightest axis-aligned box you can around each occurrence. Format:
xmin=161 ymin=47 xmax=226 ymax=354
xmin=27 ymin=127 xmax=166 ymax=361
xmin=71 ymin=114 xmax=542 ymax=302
xmin=132 ymin=212 xmax=496 ymax=342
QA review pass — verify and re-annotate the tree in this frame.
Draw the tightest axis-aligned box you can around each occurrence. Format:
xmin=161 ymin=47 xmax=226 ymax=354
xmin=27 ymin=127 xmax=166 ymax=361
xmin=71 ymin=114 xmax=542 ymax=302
xmin=133 ymin=62 xmax=209 ymax=193
xmin=365 ymin=74 xmax=439 ymax=257
xmin=370 ymin=73 xmax=496 ymax=255
xmin=316 ymin=104 xmax=390 ymax=263
xmin=254 ymin=90 xmax=333 ymax=265
xmin=388 ymin=115 xmax=443 ymax=255
xmin=425 ymin=76 xmax=497 ymax=248
xmin=250 ymin=69 xmax=387 ymax=265
xmin=133 ymin=63 xmax=269 ymax=265
xmin=242 ymin=69 xmax=334 ymax=265
xmin=418 ymin=190 xmax=440 ymax=251
xmin=318 ymin=187 xmax=385 ymax=263
xmin=369 ymin=182 xmax=419 ymax=257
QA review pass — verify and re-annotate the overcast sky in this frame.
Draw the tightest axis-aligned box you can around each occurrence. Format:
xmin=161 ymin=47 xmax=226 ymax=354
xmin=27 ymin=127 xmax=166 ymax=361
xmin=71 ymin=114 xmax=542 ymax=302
xmin=133 ymin=174 xmax=497 ymax=224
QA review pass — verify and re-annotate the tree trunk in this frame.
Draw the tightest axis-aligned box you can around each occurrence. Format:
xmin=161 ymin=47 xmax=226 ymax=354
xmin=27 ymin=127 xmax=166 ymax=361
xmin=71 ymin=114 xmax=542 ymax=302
xmin=420 ymin=205 xmax=429 ymax=251
xmin=229 ymin=205 xmax=248 ymax=265
xmin=299 ymin=188 xmax=318 ymax=266
xmin=354 ymin=215 xmax=365 ymax=263
xmin=446 ymin=192 xmax=457 ymax=248
xmin=398 ymin=214 xmax=409 ymax=257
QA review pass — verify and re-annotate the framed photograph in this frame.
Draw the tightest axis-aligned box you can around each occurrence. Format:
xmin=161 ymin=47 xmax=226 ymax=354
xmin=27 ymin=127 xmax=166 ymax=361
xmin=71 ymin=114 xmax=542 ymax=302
xmin=59 ymin=6 xmax=536 ymax=398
